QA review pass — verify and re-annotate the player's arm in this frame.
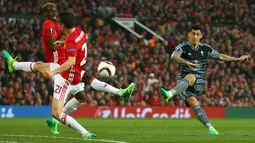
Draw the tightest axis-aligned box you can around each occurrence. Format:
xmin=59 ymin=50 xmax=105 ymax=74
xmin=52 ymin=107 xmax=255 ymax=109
xmin=208 ymin=45 xmax=249 ymax=63
xmin=52 ymin=40 xmax=77 ymax=75
xmin=171 ymin=50 xmax=188 ymax=64
xmin=43 ymin=41 xmax=77 ymax=78
xmin=218 ymin=54 xmax=249 ymax=63
xmin=46 ymin=37 xmax=58 ymax=51
xmin=51 ymin=57 xmax=76 ymax=75
xmin=171 ymin=50 xmax=199 ymax=68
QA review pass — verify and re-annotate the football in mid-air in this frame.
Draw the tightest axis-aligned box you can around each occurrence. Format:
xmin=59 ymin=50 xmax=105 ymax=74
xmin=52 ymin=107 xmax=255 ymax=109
xmin=97 ymin=61 xmax=116 ymax=79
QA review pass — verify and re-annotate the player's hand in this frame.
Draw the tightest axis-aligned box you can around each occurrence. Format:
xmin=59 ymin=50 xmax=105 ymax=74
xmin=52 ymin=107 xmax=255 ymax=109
xmin=186 ymin=61 xmax=200 ymax=69
xmin=187 ymin=61 xmax=200 ymax=71
xmin=43 ymin=70 xmax=55 ymax=78
xmin=238 ymin=55 xmax=249 ymax=63
xmin=54 ymin=40 xmax=65 ymax=48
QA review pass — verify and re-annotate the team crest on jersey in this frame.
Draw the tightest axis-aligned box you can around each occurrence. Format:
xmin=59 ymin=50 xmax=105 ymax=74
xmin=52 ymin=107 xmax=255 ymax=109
xmin=49 ymin=28 xmax=54 ymax=34
xmin=201 ymin=50 xmax=204 ymax=56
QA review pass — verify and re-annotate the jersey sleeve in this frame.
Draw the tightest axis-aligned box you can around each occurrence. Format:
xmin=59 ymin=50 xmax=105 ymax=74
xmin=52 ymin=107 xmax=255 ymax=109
xmin=65 ymin=40 xmax=77 ymax=57
xmin=175 ymin=42 xmax=185 ymax=54
xmin=43 ymin=21 xmax=58 ymax=38
xmin=207 ymin=44 xmax=220 ymax=59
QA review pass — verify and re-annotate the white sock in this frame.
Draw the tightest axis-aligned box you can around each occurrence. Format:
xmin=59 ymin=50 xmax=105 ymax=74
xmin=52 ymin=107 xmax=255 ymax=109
xmin=63 ymin=98 xmax=85 ymax=114
xmin=90 ymin=78 xmax=121 ymax=95
xmin=59 ymin=113 xmax=88 ymax=136
xmin=13 ymin=62 xmax=35 ymax=72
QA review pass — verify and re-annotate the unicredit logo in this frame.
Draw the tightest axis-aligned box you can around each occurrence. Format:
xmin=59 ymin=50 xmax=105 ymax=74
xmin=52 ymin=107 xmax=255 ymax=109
xmin=94 ymin=107 xmax=191 ymax=119
xmin=94 ymin=106 xmax=111 ymax=118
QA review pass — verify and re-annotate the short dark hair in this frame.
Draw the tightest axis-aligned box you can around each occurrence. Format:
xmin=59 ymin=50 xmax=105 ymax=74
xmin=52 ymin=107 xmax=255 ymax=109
xmin=190 ymin=24 xmax=203 ymax=33
xmin=59 ymin=11 xmax=76 ymax=28
xmin=43 ymin=2 xmax=56 ymax=12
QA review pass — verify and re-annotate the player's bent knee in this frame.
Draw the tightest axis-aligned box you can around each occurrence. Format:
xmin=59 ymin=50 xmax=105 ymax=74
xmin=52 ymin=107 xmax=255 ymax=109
xmin=75 ymin=91 xmax=87 ymax=102
xmin=185 ymin=74 xmax=196 ymax=86
xmin=82 ymin=73 xmax=93 ymax=85
xmin=186 ymin=96 xmax=199 ymax=108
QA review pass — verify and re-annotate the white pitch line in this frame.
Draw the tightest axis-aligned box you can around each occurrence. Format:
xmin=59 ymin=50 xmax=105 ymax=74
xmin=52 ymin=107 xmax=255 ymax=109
xmin=0 ymin=141 xmax=33 ymax=143
xmin=0 ymin=134 xmax=128 ymax=143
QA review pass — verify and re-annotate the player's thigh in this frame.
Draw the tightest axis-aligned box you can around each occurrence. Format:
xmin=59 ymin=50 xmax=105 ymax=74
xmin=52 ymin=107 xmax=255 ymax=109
xmin=70 ymin=84 xmax=87 ymax=101
xmin=52 ymin=74 xmax=71 ymax=110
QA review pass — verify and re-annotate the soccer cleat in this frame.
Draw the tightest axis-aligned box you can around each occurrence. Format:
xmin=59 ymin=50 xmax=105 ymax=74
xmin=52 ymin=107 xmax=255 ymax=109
xmin=160 ymin=88 xmax=172 ymax=102
xmin=83 ymin=132 xmax=96 ymax=140
xmin=120 ymin=83 xmax=135 ymax=101
xmin=46 ymin=117 xmax=59 ymax=135
xmin=2 ymin=50 xmax=17 ymax=72
xmin=208 ymin=128 xmax=219 ymax=135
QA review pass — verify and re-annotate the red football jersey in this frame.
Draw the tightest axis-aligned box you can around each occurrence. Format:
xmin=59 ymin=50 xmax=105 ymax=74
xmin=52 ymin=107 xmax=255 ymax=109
xmin=42 ymin=19 xmax=66 ymax=65
xmin=60 ymin=28 xmax=88 ymax=85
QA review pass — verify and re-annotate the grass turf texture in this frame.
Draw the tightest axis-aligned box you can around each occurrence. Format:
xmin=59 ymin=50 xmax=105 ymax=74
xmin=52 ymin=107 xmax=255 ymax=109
xmin=0 ymin=118 xmax=254 ymax=143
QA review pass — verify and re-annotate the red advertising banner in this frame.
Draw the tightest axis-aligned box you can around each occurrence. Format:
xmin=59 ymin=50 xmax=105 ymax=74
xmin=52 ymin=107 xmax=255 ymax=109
xmin=71 ymin=106 xmax=225 ymax=118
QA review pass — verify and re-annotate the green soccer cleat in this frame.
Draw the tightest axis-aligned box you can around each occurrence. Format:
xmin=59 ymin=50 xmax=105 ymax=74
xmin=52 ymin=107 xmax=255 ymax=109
xmin=2 ymin=50 xmax=16 ymax=72
xmin=46 ymin=117 xmax=59 ymax=135
xmin=160 ymin=88 xmax=172 ymax=102
xmin=83 ymin=132 xmax=96 ymax=140
xmin=208 ymin=128 xmax=219 ymax=135
xmin=120 ymin=83 xmax=135 ymax=101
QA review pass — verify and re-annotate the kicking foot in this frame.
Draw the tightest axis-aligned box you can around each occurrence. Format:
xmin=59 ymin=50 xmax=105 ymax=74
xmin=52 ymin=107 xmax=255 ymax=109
xmin=120 ymin=83 xmax=135 ymax=101
xmin=2 ymin=50 xmax=17 ymax=72
xmin=160 ymin=88 xmax=173 ymax=102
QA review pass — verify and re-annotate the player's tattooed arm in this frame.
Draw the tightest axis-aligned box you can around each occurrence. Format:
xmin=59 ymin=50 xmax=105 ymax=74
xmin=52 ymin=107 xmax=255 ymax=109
xmin=171 ymin=51 xmax=199 ymax=68
xmin=171 ymin=51 xmax=187 ymax=64
xmin=218 ymin=54 xmax=249 ymax=63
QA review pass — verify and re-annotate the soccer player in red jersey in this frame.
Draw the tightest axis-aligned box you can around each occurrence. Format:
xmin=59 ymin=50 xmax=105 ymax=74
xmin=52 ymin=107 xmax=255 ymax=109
xmin=43 ymin=11 xmax=96 ymax=139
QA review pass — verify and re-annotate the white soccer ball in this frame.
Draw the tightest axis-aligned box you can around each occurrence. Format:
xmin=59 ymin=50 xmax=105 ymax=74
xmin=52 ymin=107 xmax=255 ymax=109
xmin=97 ymin=61 xmax=116 ymax=79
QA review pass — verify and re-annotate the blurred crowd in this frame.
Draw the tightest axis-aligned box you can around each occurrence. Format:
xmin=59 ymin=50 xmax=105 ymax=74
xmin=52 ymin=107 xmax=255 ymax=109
xmin=0 ymin=0 xmax=255 ymax=107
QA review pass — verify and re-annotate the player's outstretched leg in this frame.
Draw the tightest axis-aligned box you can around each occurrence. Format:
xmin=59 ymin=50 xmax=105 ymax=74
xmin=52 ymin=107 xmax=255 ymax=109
xmin=89 ymin=77 xmax=135 ymax=101
xmin=2 ymin=50 xmax=50 ymax=73
xmin=2 ymin=50 xmax=17 ymax=72
xmin=160 ymin=77 xmax=191 ymax=102
xmin=46 ymin=117 xmax=59 ymax=134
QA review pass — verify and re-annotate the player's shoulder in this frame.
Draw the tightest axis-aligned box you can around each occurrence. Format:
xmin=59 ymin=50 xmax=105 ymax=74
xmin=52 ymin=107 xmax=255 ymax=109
xmin=175 ymin=42 xmax=189 ymax=50
xmin=199 ymin=42 xmax=213 ymax=49
xmin=67 ymin=28 xmax=87 ymax=42
xmin=43 ymin=19 xmax=57 ymax=27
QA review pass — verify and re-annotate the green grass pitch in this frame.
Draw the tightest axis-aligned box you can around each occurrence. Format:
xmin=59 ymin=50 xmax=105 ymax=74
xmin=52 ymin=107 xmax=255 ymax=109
xmin=0 ymin=118 xmax=255 ymax=143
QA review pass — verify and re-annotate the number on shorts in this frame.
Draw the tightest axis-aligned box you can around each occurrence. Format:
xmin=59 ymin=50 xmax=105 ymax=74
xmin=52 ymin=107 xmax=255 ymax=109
xmin=80 ymin=42 xmax=87 ymax=66
xmin=55 ymin=85 xmax=62 ymax=94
